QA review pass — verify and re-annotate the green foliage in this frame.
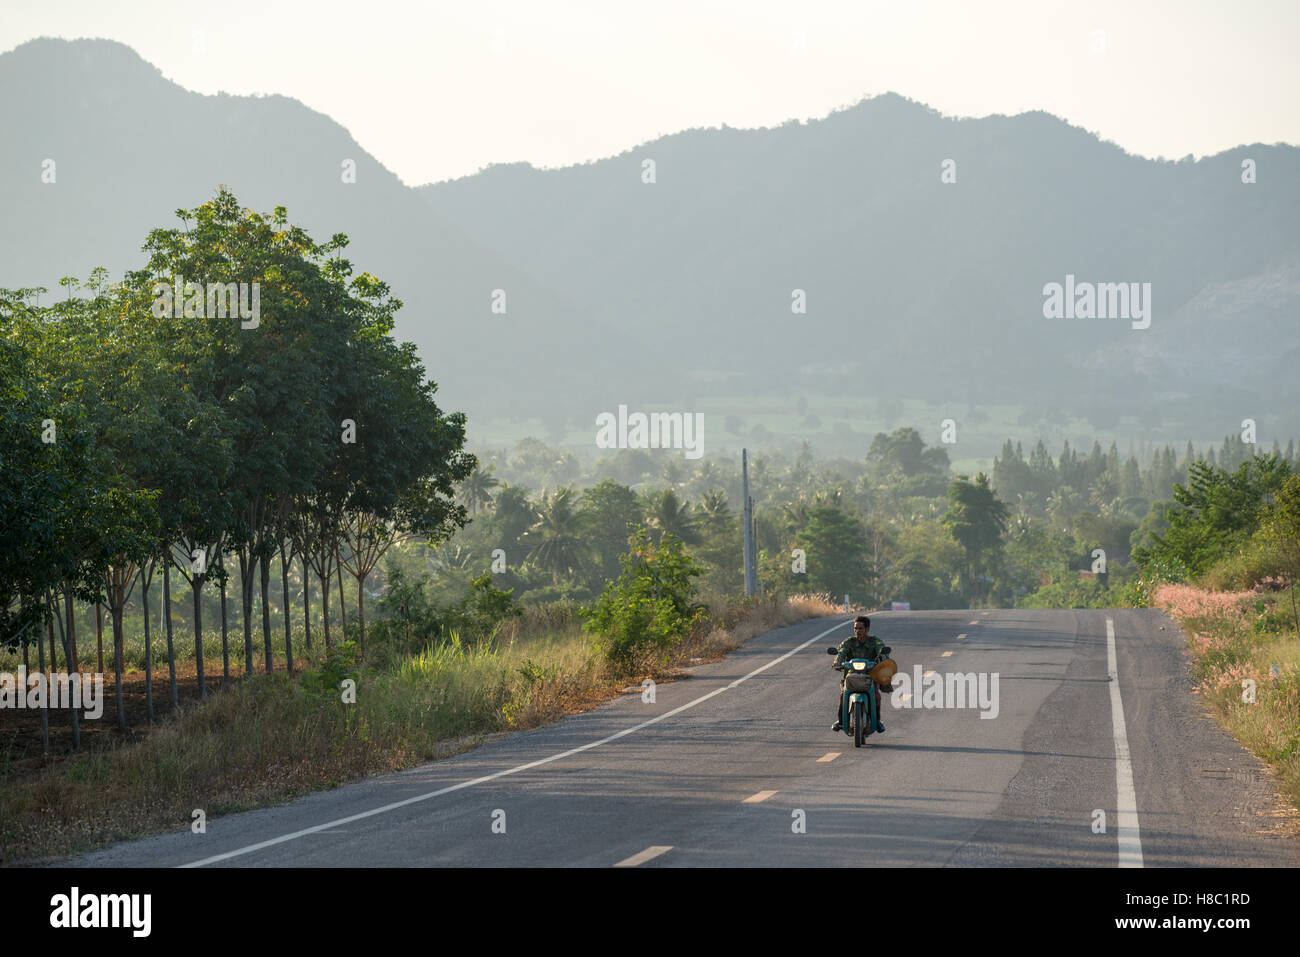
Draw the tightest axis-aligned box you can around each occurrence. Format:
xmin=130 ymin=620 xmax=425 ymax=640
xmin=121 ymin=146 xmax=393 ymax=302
xmin=1116 ymin=557 xmax=1188 ymax=607
xmin=991 ymin=519 xmax=1072 ymax=605
xmin=445 ymin=574 xmax=523 ymax=640
xmin=943 ymin=473 xmax=1009 ymax=601
xmin=1256 ymin=474 xmax=1300 ymax=631
xmin=579 ymin=479 xmax=644 ymax=585
xmin=301 ymin=640 xmax=359 ymax=699
xmin=1258 ymin=475 xmax=1300 ymax=583
xmin=886 ymin=555 xmax=961 ymax=609
xmin=371 ymin=564 xmax=522 ymax=659
xmin=867 ymin=427 xmax=950 ymax=477
xmin=1135 ymin=455 xmax=1291 ymax=576
xmin=1251 ymin=598 xmax=1284 ymax=635
xmin=369 ymin=562 xmax=443 ymax=653
xmin=1016 ymin=569 xmax=1131 ymax=609
xmin=525 ymin=487 xmax=589 ymax=586
xmin=517 ymin=657 xmax=557 ymax=684
xmin=795 ymin=506 xmax=871 ymax=599
xmin=584 ymin=527 xmax=704 ymax=674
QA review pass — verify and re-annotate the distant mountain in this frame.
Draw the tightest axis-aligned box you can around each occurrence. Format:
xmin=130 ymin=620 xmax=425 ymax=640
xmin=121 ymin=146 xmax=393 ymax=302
xmin=0 ymin=37 xmax=646 ymax=426
xmin=3 ymin=37 xmax=1298 ymax=448
xmin=419 ymin=96 xmax=1300 ymax=432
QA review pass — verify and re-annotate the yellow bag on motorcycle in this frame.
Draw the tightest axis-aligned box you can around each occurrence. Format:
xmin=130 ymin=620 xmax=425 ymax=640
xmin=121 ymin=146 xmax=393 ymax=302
xmin=869 ymin=658 xmax=897 ymax=689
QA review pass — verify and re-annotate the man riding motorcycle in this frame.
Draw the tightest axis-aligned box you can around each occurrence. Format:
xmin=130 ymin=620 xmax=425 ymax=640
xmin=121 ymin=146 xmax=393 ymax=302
xmin=832 ymin=615 xmax=891 ymax=734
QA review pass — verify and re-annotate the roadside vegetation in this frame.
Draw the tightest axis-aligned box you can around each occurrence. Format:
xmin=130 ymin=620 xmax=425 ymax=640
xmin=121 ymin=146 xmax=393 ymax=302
xmin=0 ymin=577 xmax=839 ymax=863
xmin=1129 ymin=467 xmax=1300 ymax=814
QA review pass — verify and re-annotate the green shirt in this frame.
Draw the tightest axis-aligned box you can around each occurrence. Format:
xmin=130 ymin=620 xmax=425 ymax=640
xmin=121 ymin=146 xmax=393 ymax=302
xmin=836 ymin=633 xmax=885 ymax=666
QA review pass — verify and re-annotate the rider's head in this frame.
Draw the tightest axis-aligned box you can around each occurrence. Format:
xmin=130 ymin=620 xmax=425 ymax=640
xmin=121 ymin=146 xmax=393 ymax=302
xmin=854 ymin=615 xmax=870 ymax=637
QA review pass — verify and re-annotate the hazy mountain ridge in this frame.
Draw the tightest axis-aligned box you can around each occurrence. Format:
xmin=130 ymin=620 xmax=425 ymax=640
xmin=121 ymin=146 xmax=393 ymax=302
xmin=3 ymin=37 xmax=1297 ymax=445
xmin=419 ymin=94 xmax=1299 ymax=423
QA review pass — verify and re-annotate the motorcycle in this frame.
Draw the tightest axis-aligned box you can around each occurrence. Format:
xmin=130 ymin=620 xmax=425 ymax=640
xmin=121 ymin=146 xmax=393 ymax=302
xmin=827 ymin=647 xmax=897 ymax=748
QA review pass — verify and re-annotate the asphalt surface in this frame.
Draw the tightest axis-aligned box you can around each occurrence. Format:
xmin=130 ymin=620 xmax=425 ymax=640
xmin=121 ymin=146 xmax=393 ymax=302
xmin=65 ymin=609 xmax=1300 ymax=867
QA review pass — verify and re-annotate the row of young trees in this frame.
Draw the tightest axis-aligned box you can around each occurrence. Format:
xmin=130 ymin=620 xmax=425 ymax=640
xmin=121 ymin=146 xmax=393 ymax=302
xmin=0 ymin=190 xmax=474 ymax=733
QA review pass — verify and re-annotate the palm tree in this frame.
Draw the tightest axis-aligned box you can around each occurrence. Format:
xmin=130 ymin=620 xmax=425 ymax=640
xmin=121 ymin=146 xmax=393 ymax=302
xmin=526 ymin=487 xmax=588 ymax=585
xmin=698 ymin=489 xmax=733 ymax=536
xmin=690 ymin=460 xmax=723 ymax=496
xmin=1088 ymin=476 xmax=1118 ymax=512
xmin=1046 ymin=488 xmax=1079 ymax=532
xmin=779 ymin=497 xmax=810 ymax=539
xmin=430 ymin=541 xmax=475 ymax=573
xmin=646 ymin=489 xmax=700 ymax=544
xmin=458 ymin=465 xmax=500 ymax=517
xmin=812 ymin=487 xmax=844 ymax=510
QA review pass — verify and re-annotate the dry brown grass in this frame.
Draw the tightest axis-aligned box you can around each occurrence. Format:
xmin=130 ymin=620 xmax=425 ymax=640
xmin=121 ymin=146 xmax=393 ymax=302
xmin=1157 ymin=584 xmax=1300 ymax=825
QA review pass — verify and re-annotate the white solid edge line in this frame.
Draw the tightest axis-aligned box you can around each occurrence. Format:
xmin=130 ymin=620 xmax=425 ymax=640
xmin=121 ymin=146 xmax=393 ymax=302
xmin=1106 ymin=617 xmax=1144 ymax=868
xmin=179 ymin=616 xmax=853 ymax=867
xmin=614 ymin=845 xmax=674 ymax=868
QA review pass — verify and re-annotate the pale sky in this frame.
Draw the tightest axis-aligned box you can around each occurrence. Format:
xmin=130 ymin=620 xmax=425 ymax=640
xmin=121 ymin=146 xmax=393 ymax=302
xmin=3 ymin=0 xmax=1298 ymax=185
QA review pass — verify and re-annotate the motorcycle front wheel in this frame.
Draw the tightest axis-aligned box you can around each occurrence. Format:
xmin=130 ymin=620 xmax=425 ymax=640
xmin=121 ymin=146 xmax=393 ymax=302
xmin=854 ymin=699 xmax=864 ymax=748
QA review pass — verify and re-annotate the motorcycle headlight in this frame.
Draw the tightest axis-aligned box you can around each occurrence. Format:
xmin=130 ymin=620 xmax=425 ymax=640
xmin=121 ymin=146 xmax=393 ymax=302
xmin=851 ymin=661 xmax=867 ymax=671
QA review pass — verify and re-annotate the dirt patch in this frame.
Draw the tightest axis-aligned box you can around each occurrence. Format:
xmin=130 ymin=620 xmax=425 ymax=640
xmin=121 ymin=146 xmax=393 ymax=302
xmin=1 ymin=656 xmax=300 ymax=770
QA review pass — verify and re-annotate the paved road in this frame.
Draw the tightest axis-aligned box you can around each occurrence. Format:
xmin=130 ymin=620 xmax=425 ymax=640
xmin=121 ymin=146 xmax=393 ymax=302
xmin=66 ymin=609 xmax=1299 ymax=867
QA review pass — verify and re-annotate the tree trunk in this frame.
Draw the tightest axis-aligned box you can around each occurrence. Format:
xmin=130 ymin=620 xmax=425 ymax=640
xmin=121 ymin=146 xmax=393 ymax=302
xmin=38 ymin=620 xmax=49 ymax=756
xmin=335 ymin=544 xmax=348 ymax=635
xmin=94 ymin=604 xmax=102 ymax=674
xmin=220 ymin=562 xmax=230 ymax=690
xmin=320 ymin=562 xmax=333 ymax=650
xmin=1290 ymin=576 xmax=1298 ymax=637
xmin=193 ymin=574 xmax=206 ymax=699
xmin=240 ymin=551 xmax=255 ymax=677
xmin=301 ymin=555 xmax=312 ymax=651
xmin=141 ymin=574 xmax=154 ymax=723
xmin=281 ymin=546 xmax=294 ymax=675
xmin=163 ymin=557 xmax=178 ymax=709
xmin=53 ymin=591 xmax=79 ymax=750
xmin=48 ymin=606 xmax=59 ymax=674
xmin=112 ymin=602 xmax=126 ymax=730
xmin=64 ymin=587 xmax=79 ymax=674
xmin=261 ymin=552 xmax=273 ymax=674
xmin=357 ymin=572 xmax=366 ymax=660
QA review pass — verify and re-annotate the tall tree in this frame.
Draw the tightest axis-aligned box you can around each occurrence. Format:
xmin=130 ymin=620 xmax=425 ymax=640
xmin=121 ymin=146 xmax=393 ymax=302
xmin=527 ymin=488 xmax=588 ymax=586
xmin=942 ymin=473 xmax=1010 ymax=603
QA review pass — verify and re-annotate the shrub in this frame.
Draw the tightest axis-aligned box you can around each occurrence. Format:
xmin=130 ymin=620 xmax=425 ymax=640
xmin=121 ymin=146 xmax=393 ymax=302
xmin=301 ymin=640 xmax=359 ymax=700
xmin=368 ymin=562 xmax=442 ymax=655
xmin=583 ymin=527 xmax=705 ymax=675
xmin=370 ymin=565 xmax=522 ymax=661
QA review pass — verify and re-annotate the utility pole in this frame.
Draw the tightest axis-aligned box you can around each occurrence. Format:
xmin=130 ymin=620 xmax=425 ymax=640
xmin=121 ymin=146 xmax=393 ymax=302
xmin=743 ymin=448 xmax=755 ymax=597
